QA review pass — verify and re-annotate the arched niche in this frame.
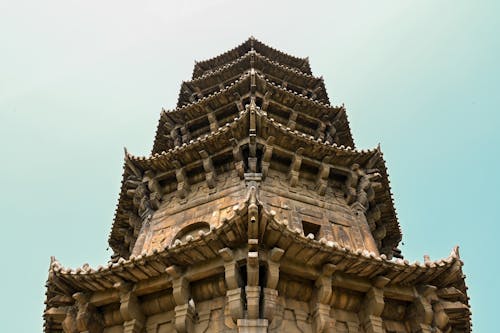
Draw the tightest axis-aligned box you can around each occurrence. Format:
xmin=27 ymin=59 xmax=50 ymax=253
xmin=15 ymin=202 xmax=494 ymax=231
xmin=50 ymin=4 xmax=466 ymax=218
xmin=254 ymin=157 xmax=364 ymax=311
xmin=172 ymin=222 xmax=210 ymax=244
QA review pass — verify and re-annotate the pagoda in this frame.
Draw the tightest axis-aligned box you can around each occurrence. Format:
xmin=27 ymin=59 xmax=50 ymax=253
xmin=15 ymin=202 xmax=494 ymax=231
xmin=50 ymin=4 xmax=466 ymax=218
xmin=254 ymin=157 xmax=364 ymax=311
xmin=44 ymin=37 xmax=471 ymax=333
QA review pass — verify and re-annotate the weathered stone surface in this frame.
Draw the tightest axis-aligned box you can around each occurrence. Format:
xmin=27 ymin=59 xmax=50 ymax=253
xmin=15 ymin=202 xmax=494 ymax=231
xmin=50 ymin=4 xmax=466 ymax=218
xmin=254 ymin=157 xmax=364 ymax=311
xmin=43 ymin=38 xmax=470 ymax=333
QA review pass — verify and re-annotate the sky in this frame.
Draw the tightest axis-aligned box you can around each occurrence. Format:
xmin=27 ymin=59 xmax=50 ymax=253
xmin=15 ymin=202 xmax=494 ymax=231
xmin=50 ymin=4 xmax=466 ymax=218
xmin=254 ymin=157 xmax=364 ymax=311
xmin=0 ymin=1 xmax=498 ymax=332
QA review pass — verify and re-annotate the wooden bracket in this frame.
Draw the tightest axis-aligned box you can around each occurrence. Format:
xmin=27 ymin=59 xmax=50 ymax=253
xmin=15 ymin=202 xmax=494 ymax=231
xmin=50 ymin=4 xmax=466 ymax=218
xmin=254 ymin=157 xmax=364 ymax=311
xmin=173 ymin=160 xmax=190 ymax=199
xmin=200 ymin=150 xmax=216 ymax=189
xmin=288 ymin=147 xmax=303 ymax=187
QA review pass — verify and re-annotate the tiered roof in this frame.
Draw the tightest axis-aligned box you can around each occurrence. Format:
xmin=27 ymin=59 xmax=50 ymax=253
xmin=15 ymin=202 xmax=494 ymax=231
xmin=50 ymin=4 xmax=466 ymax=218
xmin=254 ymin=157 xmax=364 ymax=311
xmin=44 ymin=37 xmax=470 ymax=333
xmin=109 ymin=38 xmax=401 ymax=260
xmin=191 ymin=37 xmax=312 ymax=79
xmin=46 ymin=197 xmax=470 ymax=333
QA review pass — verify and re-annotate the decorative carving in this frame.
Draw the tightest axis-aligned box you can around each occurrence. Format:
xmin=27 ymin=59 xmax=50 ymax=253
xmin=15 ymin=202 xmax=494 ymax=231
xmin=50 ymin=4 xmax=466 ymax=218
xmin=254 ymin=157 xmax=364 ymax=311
xmin=200 ymin=150 xmax=217 ymax=189
xmin=345 ymin=163 xmax=380 ymax=208
xmin=231 ymin=138 xmax=245 ymax=179
xmin=61 ymin=306 xmax=78 ymax=333
xmin=288 ymin=147 xmax=303 ymax=187
xmin=45 ymin=39 xmax=470 ymax=333
xmin=219 ymin=247 xmax=244 ymax=325
xmin=173 ymin=160 xmax=190 ymax=199
xmin=247 ymin=251 xmax=260 ymax=319
xmin=115 ymin=282 xmax=145 ymax=333
xmin=72 ymin=292 xmax=104 ymax=333
xmin=316 ymin=156 xmax=331 ymax=196
xmin=287 ymin=110 xmax=298 ymax=130
xmin=311 ymin=264 xmax=336 ymax=333
xmin=207 ymin=111 xmax=219 ymax=133
xmin=261 ymin=136 xmax=275 ymax=179
xmin=359 ymin=286 xmax=385 ymax=333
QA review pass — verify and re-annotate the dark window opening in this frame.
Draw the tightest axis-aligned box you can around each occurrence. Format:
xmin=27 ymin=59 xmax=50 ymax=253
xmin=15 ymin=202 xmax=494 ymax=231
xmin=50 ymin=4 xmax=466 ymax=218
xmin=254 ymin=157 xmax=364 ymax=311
xmin=302 ymin=220 xmax=321 ymax=240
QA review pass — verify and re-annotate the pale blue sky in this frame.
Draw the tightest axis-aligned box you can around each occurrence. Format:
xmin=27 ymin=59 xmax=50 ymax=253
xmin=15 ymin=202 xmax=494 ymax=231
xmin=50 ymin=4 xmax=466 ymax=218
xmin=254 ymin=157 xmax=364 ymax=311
xmin=0 ymin=1 xmax=498 ymax=331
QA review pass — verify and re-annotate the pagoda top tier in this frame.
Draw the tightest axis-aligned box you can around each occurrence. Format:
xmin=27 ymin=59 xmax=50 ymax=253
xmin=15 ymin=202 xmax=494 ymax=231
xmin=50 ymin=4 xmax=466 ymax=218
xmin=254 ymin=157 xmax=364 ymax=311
xmin=192 ymin=36 xmax=312 ymax=79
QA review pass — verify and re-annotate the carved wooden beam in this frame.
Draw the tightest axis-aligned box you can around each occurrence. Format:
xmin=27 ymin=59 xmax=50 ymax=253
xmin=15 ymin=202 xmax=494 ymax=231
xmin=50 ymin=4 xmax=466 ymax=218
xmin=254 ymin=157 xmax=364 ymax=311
xmin=311 ymin=264 xmax=336 ymax=333
xmin=266 ymin=247 xmax=285 ymax=290
xmin=166 ymin=266 xmax=195 ymax=333
xmin=359 ymin=279 xmax=387 ymax=333
xmin=219 ymin=248 xmax=241 ymax=290
xmin=287 ymin=110 xmax=298 ymax=130
xmin=180 ymin=125 xmax=190 ymax=144
xmin=170 ymin=125 xmax=183 ymax=146
xmin=194 ymin=86 xmax=203 ymax=99
xmin=207 ymin=111 xmax=219 ymax=133
xmin=261 ymin=136 xmax=275 ymax=180
xmin=234 ymin=92 xmax=245 ymax=112
xmin=115 ymin=283 xmax=145 ymax=333
xmin=199 ymin=150 xmax=216 ymax=189
xmin=250 ymin=68 xmax=256 ymax=94
xmin=418 ymin=285 xmax=452 ymax=332
xmin=245 ymin=99 xmax=258 ymax=172
xmin=407 ymin=286 xmax=435 ymax=333
xmin=230 ymin=138 xmax=245 ymax=179
xmin=72 ymin=292 xmax=104 ymax=333
xmin=288 ymin=147 xmax=303 ymax=187
xmin=262 ymin=247 xmax=285 ymax=324
xmin=262 ymin=91 xmax=272 ymax=111
xmin=315 ymin=121 xmax=326 ymax=141
xmin=219 ymin=248 xmax=243 ymax=324
xmin=316 ymin=156 xmax=331 ymax=195
xmin=246 ymin=251 xmax=260 ymax=319
xmin=173 ymin=160 xmax=190 ymax=199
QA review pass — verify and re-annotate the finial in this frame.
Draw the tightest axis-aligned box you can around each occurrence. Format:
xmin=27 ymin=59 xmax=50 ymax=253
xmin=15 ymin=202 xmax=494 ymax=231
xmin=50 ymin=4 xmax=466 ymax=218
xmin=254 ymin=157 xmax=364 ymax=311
xmin=423 ymin=254 xmax=431 ymax=264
